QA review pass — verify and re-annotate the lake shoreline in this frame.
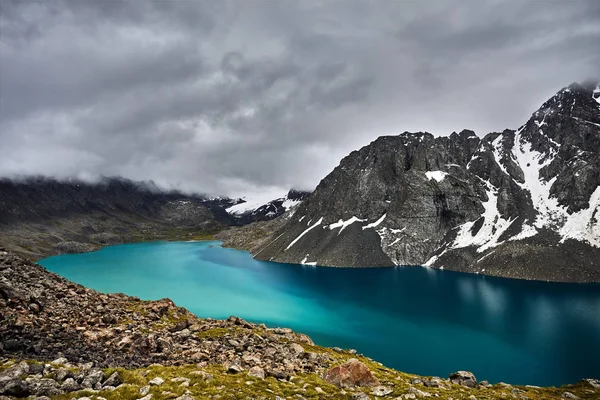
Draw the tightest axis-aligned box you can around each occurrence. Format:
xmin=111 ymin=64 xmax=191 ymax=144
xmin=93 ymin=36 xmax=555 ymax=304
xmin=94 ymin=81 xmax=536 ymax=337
xmin=37 ymin=241 xmax=600 ymax=386
xmin=3 ymin=246 xmax=600 ymax=399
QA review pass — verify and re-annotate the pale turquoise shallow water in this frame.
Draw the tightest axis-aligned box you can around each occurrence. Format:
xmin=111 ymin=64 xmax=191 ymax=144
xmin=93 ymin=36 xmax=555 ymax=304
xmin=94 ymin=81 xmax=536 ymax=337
xmin=39 ymin=241 xmax=600 ymax=386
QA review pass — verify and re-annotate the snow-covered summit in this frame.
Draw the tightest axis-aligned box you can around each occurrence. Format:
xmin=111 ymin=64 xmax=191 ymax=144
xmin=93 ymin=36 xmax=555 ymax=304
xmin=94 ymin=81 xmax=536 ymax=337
xmin=225 ymin=189 xmax=311 ymax=224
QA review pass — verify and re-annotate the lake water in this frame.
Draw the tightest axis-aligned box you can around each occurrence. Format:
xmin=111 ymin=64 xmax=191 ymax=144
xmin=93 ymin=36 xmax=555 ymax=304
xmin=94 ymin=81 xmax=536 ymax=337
xmin=39 ymin=241 xmax=600 ymax=386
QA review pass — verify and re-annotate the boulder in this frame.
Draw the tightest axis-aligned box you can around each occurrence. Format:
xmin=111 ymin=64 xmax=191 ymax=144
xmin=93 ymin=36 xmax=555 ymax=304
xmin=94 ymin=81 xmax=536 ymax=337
xmin=323 ymin=359 xmax=379 ymax=388
xmin=423 ymin=377 xmax=444 ymax=388
xmin=149 ymin=377 xmax=164 ymax=386
xmin=248 ymin=366 xmax=265 ymax=380
xmin=61 ymin=378 xmax=80 ymax=392
xmin=102 ymin=372 xmax=121 ymax=388
xmin=449 ymin=371 xmax=477 ymax=388
xmin=0 ymin=379 xmax=30 ymax=397
xmin=26 ymin=378 xmax=62 ymax=396
xmin=580 ymin=379 xmax=600 ymax=389
xmin=227 ymin=364 xmax=243 ymax=374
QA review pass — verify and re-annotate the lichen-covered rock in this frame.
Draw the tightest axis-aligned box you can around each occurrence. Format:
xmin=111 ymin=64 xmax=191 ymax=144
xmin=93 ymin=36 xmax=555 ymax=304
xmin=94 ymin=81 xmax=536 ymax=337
xmin=449 ymin=370 xmax=477 ymax=388
xmin=580 ymin=378 xmax=600 ymax=388
xmin=323 ymin=358 xmax=379 ymax=388
xmin=370 ymin=385 xmax=393 ymax=396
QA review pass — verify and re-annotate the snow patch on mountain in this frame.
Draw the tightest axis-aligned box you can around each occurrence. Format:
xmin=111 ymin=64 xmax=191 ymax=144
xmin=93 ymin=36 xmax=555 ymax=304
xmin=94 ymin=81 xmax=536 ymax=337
xmin=285 ymin=217 xmax=323 ymax=250
xmin=511 ymin=129 xmax=564 ymax=229
xmin=491 ymin=135 xmax=511 ymax=177
xmin=301 ymin=254 xmax=317 ymax=266
xmin=282 ymin=198 xmax=302 ymax=211
xmin=560 ymin=186 xmax=600 ymax=246
xmin=226 ymin=198 xmax=266 ymax=215
xmin=451 ymin=179 xmax=516 ymax=252
xmin=362 ymin=214 xmax=387 ymax=230
xmin=226 ymin=190 xmax=309 ymax=221
xmin=509 ymin=223 xmax=538 ymax=242
xmin=425 ymin=171 xmax=448 ymax=182
xmin=328 ymin=216 xmax=366 ymax=234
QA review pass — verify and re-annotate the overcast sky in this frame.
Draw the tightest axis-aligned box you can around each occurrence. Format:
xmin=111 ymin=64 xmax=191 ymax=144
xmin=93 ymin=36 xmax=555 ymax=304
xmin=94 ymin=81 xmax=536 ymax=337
xmin=1 ymin=0 xmax=599 ymax=201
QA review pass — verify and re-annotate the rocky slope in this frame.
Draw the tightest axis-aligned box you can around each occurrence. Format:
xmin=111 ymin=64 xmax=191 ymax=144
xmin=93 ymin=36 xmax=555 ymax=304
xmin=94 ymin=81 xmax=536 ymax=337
xmin=249 ymin=81 xmax=600 ymax=282
xmin=0 ymin=177 xmax=230 ymax=259
xmin=0 ymin=177 xmax=311 ymax=260
xmin=1 ymin=248 xmax=599 ymax=399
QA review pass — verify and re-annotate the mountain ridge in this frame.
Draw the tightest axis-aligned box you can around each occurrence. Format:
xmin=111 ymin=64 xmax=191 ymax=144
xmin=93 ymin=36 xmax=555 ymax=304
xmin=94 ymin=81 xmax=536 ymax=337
xmin=244 ymin=81 xmax=600 ymax=282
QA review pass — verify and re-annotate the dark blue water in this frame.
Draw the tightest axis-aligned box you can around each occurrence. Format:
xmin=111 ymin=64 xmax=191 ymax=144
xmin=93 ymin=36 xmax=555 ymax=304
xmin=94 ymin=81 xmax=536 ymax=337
xmin=39 ymin=241 xmax=600 ymax=386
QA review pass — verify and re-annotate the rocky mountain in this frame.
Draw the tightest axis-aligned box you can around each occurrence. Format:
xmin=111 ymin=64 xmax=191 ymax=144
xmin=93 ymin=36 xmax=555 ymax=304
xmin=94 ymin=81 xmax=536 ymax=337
xmin=0 ymin=176 xmax=219 ymax=225
xmin=0 ymin=176 xmax=311 ymax=259
xmin=0 ymin=177 xmax=225 ymax=259
xmin=226 ymin=189 xmax=311 ymax=225
xmin=251 ymin=81 xmax=600 ymax=282
xmin=1 ymin=247 xmax=598 ymax=399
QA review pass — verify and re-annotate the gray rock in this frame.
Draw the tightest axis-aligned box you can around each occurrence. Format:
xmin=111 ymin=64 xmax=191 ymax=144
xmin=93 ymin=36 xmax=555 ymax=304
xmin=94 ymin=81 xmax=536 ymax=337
xmin=580 ymin=378 xmax=600 ymax=388
xmin=561 ymin=392 xmax=580 ymax=399
xmin=175 ymin=395 xmax=195 ymax=400
xmin=248 ymin=366 xmax=265 ymax=380
xmin=26 ymin=378 xmax=62 ymax=396
xmin=54 ymin=368 xmax=73 ymax=382
xmin=81 ymin=369 xmax=104 ymax=389
xmin=370 ymin=385 xmax=393 ymax=396
xmin=227 ymin=364 xmax=243 ymax=374
xmin=423 ymin=377 xmax=443 ymax=388
xmin=0 ymin=379 xmax=30 ymax=397
xmin=407 ymin=387 xmax=432 ymax=398
xmin=449 ymin=371 xmax=477 ymax=388
xmin=0 ymin=361 xmax=30 ymax=382
xmin=102 ymin=371 xmax=121 ymax=388
xmin=61 ymin=378 xmax=80 ymax=392
xmin=148 ymin=377 xmax=164 ymax=386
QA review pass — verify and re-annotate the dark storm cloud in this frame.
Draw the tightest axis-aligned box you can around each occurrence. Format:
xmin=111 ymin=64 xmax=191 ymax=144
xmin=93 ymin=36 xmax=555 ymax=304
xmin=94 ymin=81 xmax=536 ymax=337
xmin=1 ymin=0 xmax=599 ymax=201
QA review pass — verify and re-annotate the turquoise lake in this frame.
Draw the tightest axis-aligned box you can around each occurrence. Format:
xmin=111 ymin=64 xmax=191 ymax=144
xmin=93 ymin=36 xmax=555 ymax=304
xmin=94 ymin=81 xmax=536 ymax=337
xmin=39 ymin=241 xmax=600 ymax=386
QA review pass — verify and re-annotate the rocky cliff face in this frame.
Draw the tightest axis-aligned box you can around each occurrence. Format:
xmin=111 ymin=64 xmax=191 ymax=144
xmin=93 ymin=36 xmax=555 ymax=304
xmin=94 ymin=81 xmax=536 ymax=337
xmin=253 ymin=81 xmax=600 ymax=282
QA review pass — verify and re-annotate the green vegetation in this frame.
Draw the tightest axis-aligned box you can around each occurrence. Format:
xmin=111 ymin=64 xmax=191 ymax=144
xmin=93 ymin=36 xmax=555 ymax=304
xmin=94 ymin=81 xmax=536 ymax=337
xmin=46 ymin=362 xmax=599 ymax=400
xmin=3 ymin=354 xmax=598 ymax=400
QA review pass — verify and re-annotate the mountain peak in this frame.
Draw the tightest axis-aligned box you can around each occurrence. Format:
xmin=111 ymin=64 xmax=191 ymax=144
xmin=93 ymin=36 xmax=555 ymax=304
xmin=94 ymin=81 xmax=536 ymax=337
xmin=247 ymin=80 xmax=600 ymax=282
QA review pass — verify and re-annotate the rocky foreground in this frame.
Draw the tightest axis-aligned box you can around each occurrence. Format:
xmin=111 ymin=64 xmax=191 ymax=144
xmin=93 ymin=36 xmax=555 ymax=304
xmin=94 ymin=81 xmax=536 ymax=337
xmin=1 ymin=248 xmax=599 ymax=399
